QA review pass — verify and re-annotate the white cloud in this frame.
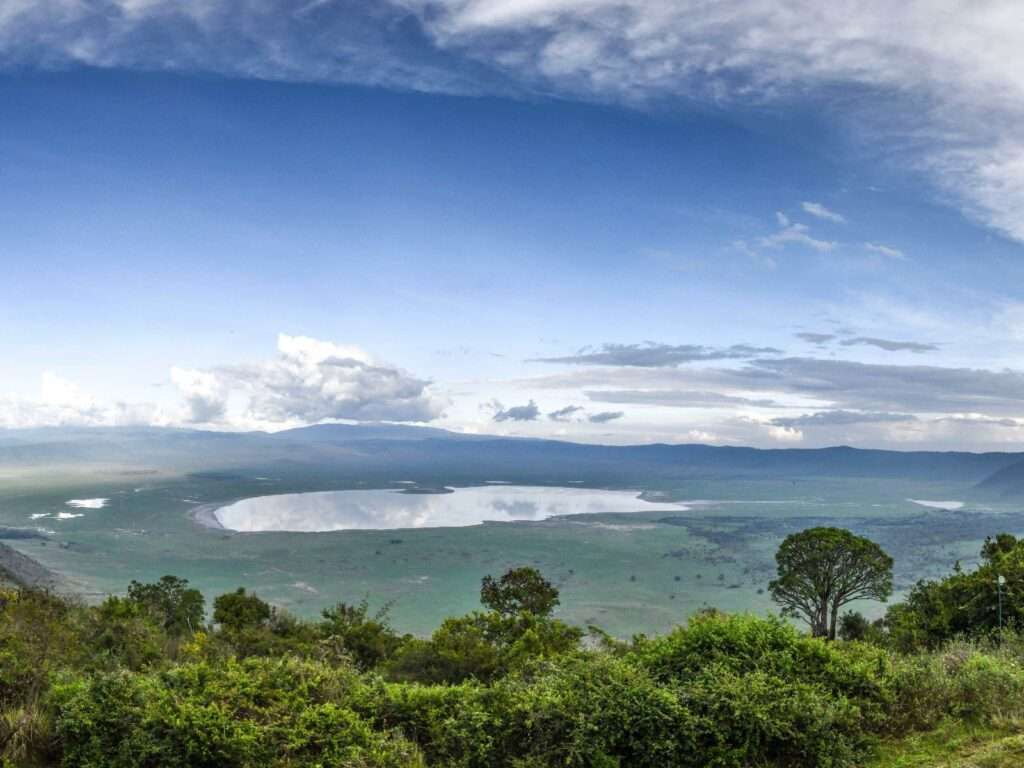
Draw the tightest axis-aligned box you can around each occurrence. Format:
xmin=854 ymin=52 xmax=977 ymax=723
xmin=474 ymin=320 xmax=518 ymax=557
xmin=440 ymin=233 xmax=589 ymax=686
xmin=216 ymin=334 xmax=446 ymax=426
xmin=755 ymin=212 xmax=835 ymax=253
xmin=760 ymin=222 xmax=835 ymax=253
xmin=801 ymin=201 xmax=845 ymax=223
xmin=170 ymin=366 xmax=228 ymax=423
xmin=0 ymin=372 xmax=163 ymax=428
xmin=39 ymin=371 xmax=94 ymax=410
xmin=0 ymin=336 xmax=443 ymax=430
xmin=684 ymin=429 xmax=717 ymax=443
xmin=766 ymin=424 xmax=803 ymax=442
xmin=864 ymin=242 xmax=907 ymax=260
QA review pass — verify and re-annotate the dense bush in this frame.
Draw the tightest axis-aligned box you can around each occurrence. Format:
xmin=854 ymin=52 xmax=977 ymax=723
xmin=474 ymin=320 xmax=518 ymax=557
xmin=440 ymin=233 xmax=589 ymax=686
xmin=882 ymin=534 xmax=1024 ymax=650
xmin=5 ymin=552 xmax=1024 ymax=767
xmin=319 ymin=600 xmax=406 ymax=671
xmin=387 ymin=610 xmax=583 ymax=685
xmin=49 ymin=658 xmax=422 ymax=768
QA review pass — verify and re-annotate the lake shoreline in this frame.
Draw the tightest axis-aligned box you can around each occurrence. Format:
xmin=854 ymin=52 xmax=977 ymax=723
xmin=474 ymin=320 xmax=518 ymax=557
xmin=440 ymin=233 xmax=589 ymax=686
xmin=206 ymin=485 xmax=685 ymax=533
xmin=190 ymin=503 xmax=226 ymax=530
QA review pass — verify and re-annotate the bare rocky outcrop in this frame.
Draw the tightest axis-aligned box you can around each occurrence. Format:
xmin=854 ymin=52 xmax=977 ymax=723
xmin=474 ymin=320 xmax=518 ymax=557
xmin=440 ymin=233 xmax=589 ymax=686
xmin=0 ymin=542 xmax=61 ymax=589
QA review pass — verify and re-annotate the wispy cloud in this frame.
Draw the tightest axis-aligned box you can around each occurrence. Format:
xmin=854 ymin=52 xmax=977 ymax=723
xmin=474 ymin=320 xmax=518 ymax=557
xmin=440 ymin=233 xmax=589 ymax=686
xmin=757 ymin=212 xmax=836 ymax=253
xmin=547 ymin=404 xmax=584 ymax=421
xmin=529 ymin=351 xmax=1024 ymax=419
xmin=801 ymin=201 xmax=845 ymax=223
xmin=839 ymin=337 xmax=938 ymax=353
xmin=588 ymin=410 xmax=624 ymax=423
xmin=795 ymin=332 xmax=836 ymax=345
xmin=586 ymin=389 xmax=780 ymax=408
xmin=532 ymin=342 xmax=780 ymax=368
xmin=4 ymin=3 xmax=1024 ymax=244
xmin=864 ymin=242 xmax=907 ymax=260
xmin=6 ymin=3 xmax=1024 ymax=242
xmin=770 ymin=410 xmax=917 ymax=428
xmin=410 ymin=1 xmax=1024 ymax=243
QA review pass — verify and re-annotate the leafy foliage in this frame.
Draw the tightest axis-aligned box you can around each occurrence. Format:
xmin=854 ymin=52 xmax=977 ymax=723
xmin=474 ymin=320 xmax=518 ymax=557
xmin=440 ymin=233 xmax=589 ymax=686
xmin=319 ymin=600 xmax=405 ymax=671
xmin=6 ymin=536 xmax=1024 ymax=767
xmin=126 ymin=575 xmax=205 ymax=636
xmin=883 ymin=534 xmax=1024 ymax=650
xmin=212 ymin=588 xmax=271 ymax=632
xmin=480 ymin=567 xmax=560 ymax=617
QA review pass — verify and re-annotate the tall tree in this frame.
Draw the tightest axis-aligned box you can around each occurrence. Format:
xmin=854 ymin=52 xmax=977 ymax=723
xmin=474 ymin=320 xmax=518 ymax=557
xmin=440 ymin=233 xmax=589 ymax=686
xmin=769 ymin=527 xmax=893 ymax=639
xmin=480 ymin=567 xmax=560 ymax=617
xmin=213 ymin=587 xmax=271 ymax=632
xmin=126 ymin=575 xmax=205 ymax=636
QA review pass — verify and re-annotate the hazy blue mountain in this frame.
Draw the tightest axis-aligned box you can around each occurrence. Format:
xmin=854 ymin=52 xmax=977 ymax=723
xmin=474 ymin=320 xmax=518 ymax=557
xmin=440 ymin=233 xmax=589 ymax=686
xmin=273 ymin=423 xmax=482 ymax=442
xmin=1 ymin=426 xmax=1021 ymax=488
xmin=973 ymin=459 xmax=1024 ymax=498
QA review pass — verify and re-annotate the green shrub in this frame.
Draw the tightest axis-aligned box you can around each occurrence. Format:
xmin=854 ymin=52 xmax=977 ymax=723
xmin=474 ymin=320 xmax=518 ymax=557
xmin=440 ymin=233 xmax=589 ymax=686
xmin=212 ymin=589 xmax=271 ymax=632
xmin=319 ymin=600 xmax=406 ymax=671
xmin=635 ymin=613 xmax=889 ymax=707
xmin=885 ymin=642 xmax=1024 ymax=734
xmin=679 ymin=663 xmax=865 ymax=767
xmin=49 ymin=657 xmax=422 ymax=767
xmin=376 ymin=682 xmax=501 ymax=767
xmin=949 ymin=651 xmax=1024 ymax=721
xmin=495 ymin=654 xmax=693 ymax=768
xmin=387 ymin=611 xmax=582 ymax=685
xmin=11 ymin=572 xmax=1024 ymax=768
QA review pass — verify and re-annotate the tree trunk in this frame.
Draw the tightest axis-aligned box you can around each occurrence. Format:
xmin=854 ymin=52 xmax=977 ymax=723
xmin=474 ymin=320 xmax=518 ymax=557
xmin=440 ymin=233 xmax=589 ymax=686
xmin=828 ymin=603 xmax=839 ymax=641
xmin=812 ymin=600 xmax=828 ymax=637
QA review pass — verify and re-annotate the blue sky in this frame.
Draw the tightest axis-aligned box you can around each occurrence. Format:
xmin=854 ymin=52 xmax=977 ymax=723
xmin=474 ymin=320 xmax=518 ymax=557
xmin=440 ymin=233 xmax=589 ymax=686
xmin=4 ymin=2 xmax=1024 ymax=449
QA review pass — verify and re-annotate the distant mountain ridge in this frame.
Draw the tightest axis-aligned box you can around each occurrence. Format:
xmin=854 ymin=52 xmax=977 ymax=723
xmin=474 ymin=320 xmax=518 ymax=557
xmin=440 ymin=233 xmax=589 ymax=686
xmin=971 ymin=458 xmax=1024 ymax=498
xmin=1 ymin=424 xmax=1023 ymax=490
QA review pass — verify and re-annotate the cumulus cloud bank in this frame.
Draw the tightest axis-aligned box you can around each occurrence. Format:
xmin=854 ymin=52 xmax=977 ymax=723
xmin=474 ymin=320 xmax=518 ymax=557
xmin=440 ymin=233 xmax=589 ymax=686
xmin=200 ymin=334 xmax=445 ymax=426
xmin=0 ymin=372 xmax=164 ymax=428
xmin=0 ymin=336 xmax=442 ymax=430
xmin=5 ymin=2 xmax=1024 ymax=243
xmin=171 ymin=366 xmax=227 ymax=423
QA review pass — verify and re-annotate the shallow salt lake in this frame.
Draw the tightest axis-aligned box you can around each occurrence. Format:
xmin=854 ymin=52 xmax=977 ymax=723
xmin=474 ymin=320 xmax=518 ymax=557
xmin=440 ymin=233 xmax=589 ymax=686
xmin=213 ymin=485 xmax=688 ymax=532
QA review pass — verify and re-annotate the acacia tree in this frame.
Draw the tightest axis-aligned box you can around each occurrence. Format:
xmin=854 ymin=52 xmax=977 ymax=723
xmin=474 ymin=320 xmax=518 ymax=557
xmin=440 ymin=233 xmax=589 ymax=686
xmin=769 ymin=527 xmax=893 ymax=640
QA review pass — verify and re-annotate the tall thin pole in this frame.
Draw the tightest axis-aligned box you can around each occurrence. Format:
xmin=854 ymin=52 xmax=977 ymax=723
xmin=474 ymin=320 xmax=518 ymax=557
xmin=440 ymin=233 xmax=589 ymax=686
xmin=998 ymin=574 xmax=1005 ymax=631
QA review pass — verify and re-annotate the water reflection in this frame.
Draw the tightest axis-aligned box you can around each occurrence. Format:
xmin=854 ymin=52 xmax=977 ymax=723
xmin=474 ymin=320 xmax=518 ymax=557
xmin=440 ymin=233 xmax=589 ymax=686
xmin=214 ymin=486 xmax=685 ymax=532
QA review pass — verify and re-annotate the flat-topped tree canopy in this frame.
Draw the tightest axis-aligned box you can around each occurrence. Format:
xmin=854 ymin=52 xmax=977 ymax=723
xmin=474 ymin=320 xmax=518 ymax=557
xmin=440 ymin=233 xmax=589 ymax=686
xmin=769 ymin=527 xmax=893 ymax=640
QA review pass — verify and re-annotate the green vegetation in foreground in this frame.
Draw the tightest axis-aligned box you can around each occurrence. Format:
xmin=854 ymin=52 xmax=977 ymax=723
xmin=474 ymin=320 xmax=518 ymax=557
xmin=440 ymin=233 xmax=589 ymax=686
xmin=6 ymin=531 xmax=1024 ymax=766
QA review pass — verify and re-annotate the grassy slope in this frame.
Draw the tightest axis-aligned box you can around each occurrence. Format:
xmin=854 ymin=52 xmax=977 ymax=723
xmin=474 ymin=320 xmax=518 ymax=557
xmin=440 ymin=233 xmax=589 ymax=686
xmin=873 ymin=721 xmax=1024 ymax=767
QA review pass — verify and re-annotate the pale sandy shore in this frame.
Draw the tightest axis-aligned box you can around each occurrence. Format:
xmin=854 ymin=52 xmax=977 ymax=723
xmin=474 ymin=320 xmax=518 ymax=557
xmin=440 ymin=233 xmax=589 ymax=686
xmin=190 ymin=503 xmax=226 ymax=530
